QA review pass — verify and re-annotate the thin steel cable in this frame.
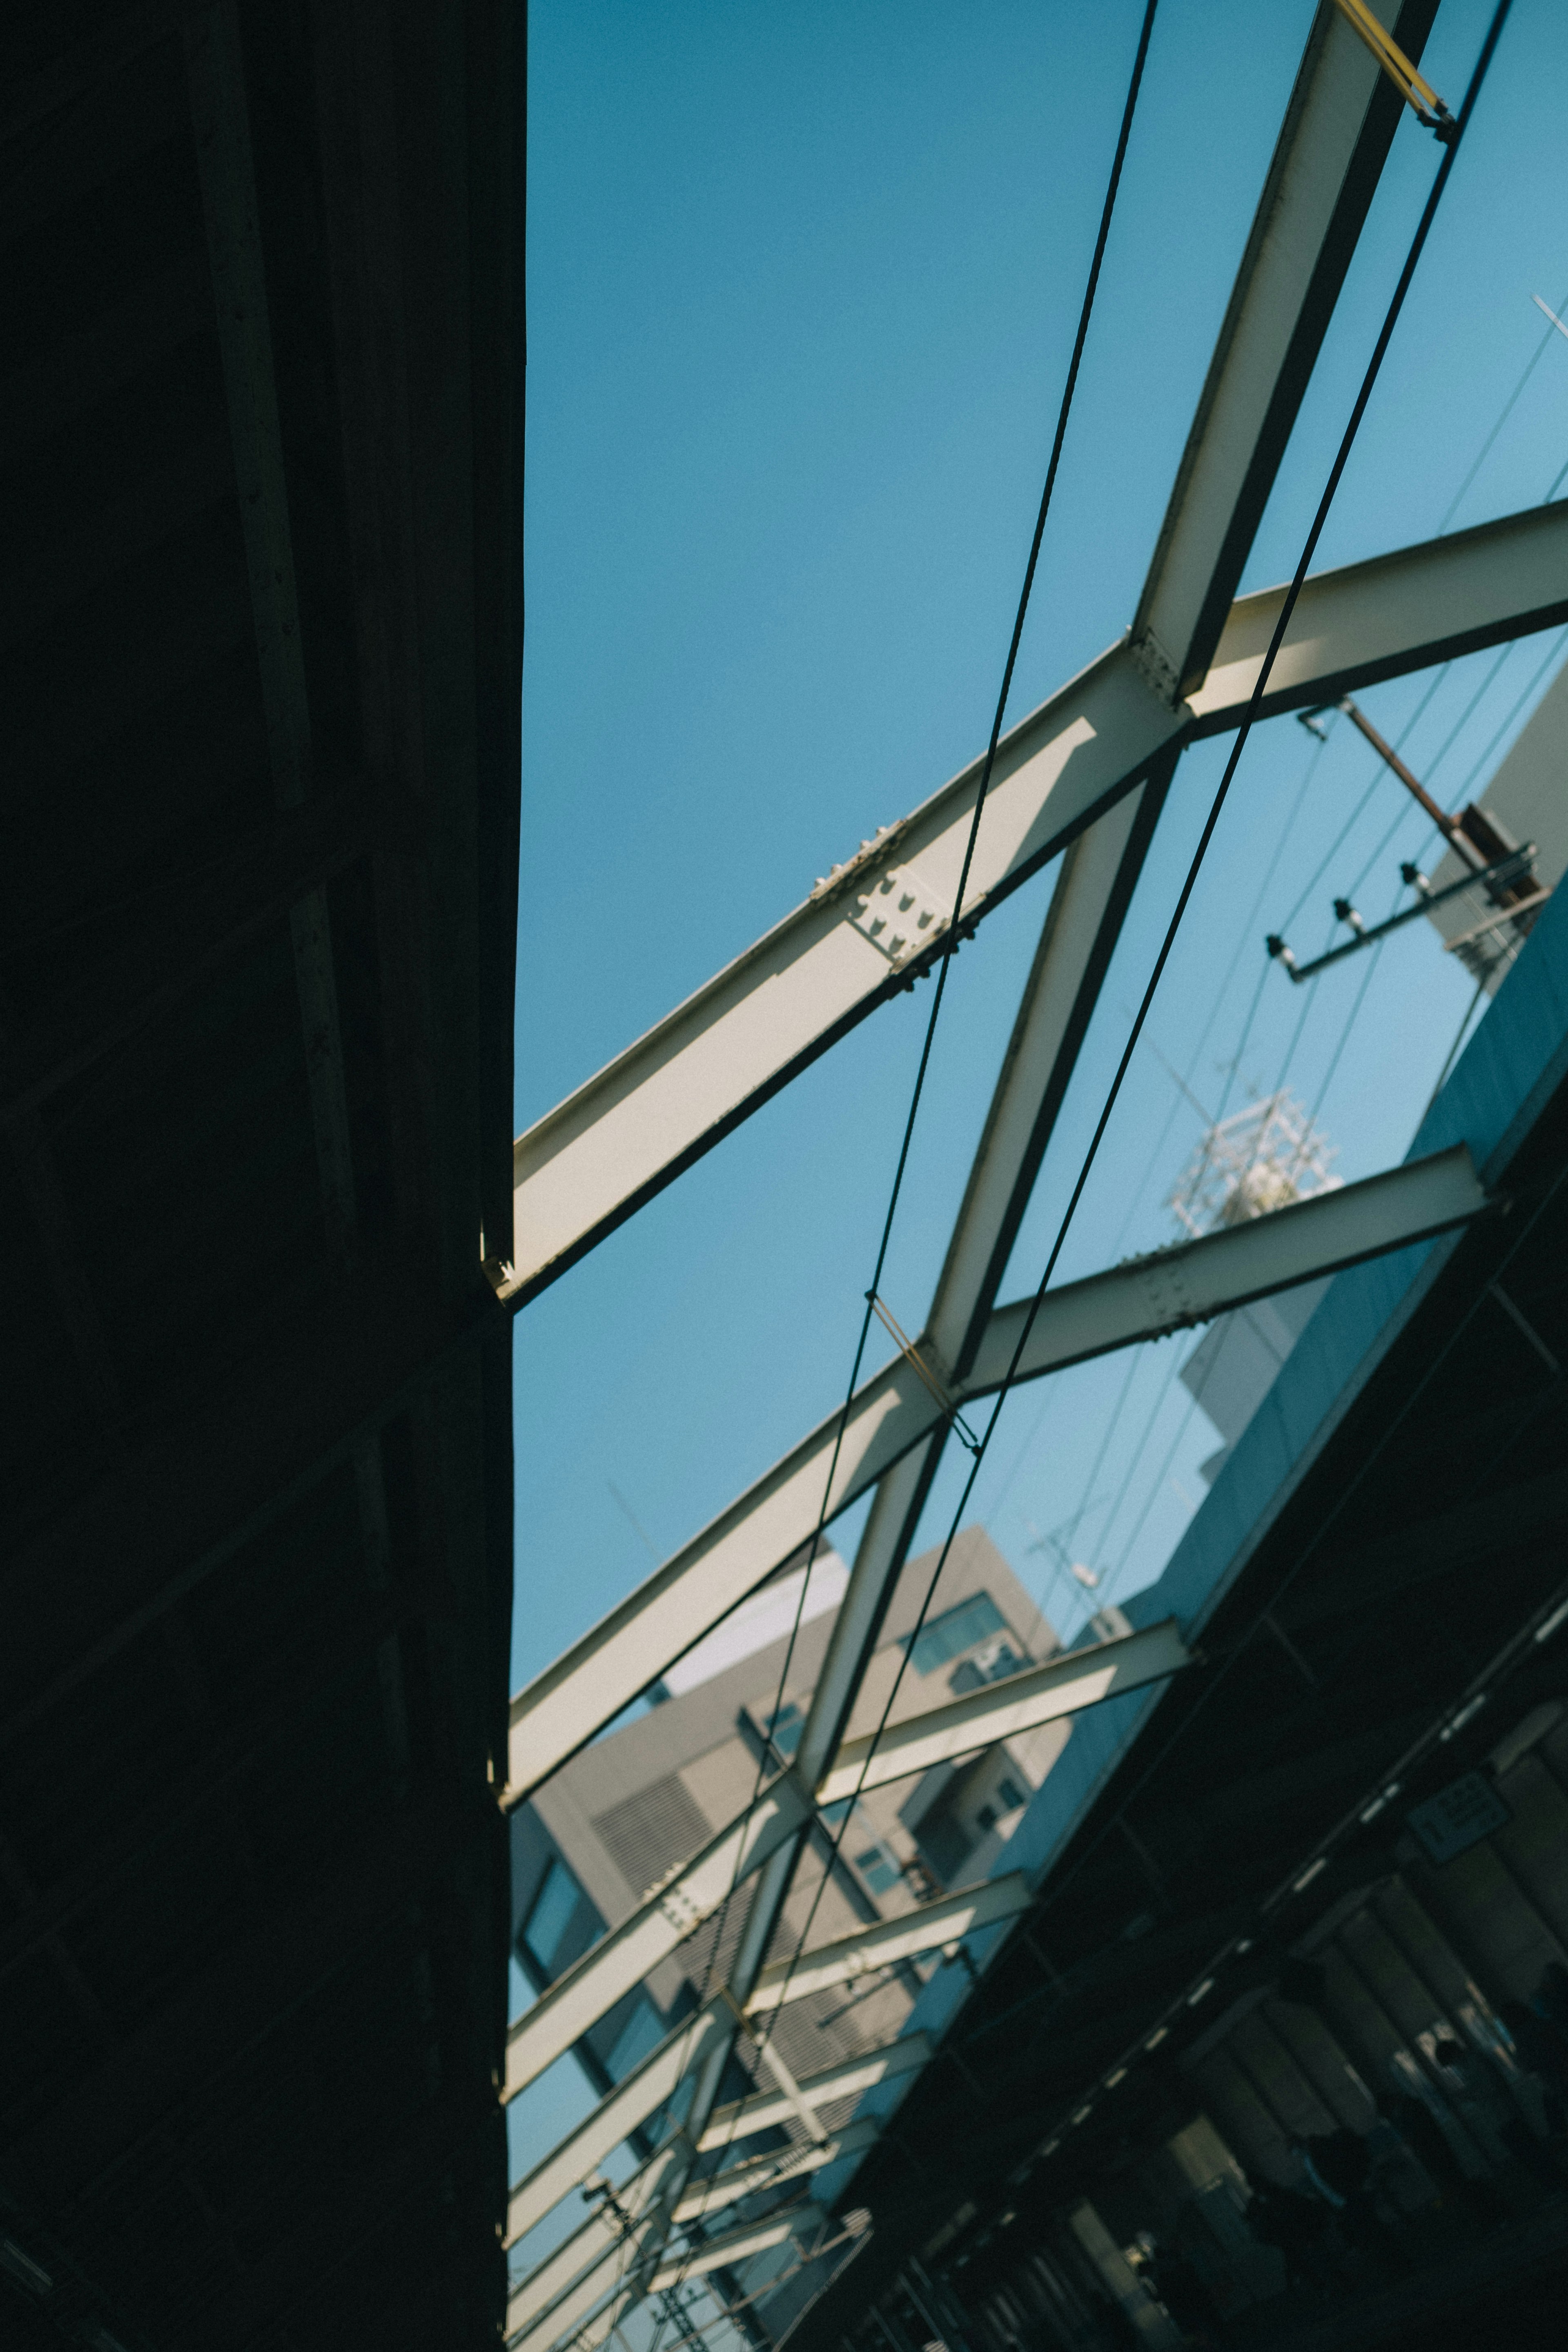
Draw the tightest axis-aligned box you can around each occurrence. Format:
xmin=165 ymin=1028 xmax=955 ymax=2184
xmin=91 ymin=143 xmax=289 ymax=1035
xmin=734 ymin=0 xmax=1513 ymax=2081
xmin=1448 ymin=621 xmax=1568 ymax=804
xmin=1094 ymin=1323 xmax=1243 ymax=1616
xmin=667 ymin=0 xmax=1164 ymax=2183
xmin=1134 ymin=731 xmax=1330 ymax=1221
xmin=1419 ymin=971 xmax=1489 ymax=1123
xmin=1438 ymin=280 xmax=1568 ymax=532
xmin=1010 ymin=1349 xmax=1145 ymax=1659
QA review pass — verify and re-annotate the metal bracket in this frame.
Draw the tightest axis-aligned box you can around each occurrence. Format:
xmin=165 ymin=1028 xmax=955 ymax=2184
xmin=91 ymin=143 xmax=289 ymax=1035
xmin=1129 ymin=626 xmax=1180 ymax=709
xmin=849 ymin=864 xmax=950 ymax=967
xmin=808 ymin=820 xmax=910 ymax=905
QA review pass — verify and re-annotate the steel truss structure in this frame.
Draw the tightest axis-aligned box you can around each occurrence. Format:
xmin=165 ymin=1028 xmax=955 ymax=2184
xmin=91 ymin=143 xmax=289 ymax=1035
xmin=503 ymin=8 xmax=1564 ymax=2345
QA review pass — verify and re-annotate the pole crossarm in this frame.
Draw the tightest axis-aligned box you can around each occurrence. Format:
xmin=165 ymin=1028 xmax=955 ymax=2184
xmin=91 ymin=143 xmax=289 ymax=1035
xmin=816 ymin=1617 xmax=1193 ymax=1807
xmin=745 ymin=1871 xmax=1031 ymax=2015
xmin=698 ymin=2032 xmax=932 ymax=2149
xmin=507 ymin=1142 xmax=1486 ymax=1800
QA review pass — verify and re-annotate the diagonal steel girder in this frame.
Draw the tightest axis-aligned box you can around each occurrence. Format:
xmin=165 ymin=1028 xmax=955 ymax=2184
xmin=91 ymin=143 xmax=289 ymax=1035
xmin=501 ymin=1144 xmax=1484 ymax=2317
xmin=501 ymin=0 xmax=1463 ymax=1314
xmin=503 ymin=497 xmax=1568 ymax=1314
xmin=506 ymin=1142 xmax=1486 ymax=2099
xmin=507 ymin=1140 xmax=1486 ymax=1802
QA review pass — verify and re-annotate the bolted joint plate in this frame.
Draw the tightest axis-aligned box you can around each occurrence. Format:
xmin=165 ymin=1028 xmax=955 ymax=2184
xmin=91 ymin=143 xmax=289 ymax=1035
xmin=850 ymin=863 xmax=950 ymax=966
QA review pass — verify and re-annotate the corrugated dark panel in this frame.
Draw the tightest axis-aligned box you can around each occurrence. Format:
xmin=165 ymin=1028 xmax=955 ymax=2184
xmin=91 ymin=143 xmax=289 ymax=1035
xmin=593 ymin=1775 xmax=711 ymax=1901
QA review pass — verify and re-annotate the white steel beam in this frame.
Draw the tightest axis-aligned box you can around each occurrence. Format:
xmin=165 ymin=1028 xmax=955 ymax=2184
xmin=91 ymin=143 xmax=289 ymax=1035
xmin=1131 ymin=0 xmax=1436 ymax=701
xmin=506 ymin=644 xmax=1180 ymax=1305
xmin=673 ymin=2118 xmax=882 ymax=2225
xmin=745 ymin=1871 xmax=1031 ymax=2016
xmin=698 ymin=2032 xmax=932 ymax=2149
xmin=925 ymin=784 xmax=1168 ymax=1385
xmin=1191 ymin=499 xmax=1568 ymax=732
xmin=506 ymin=1366 xmax=944 ymax=1804
xmin=816 ymin=1618 xmax=1192 ymax=1806
xmin=506 ymin=2002 xmax=724 ymax=2245
xmin=503 ymin=505 xmax=1562 ymax=1313
xmin=966 ymin=1140 xmax=1484 ymax=1396
xmin=648 ymin=2211 xmax=803 ymax=2292
xmin=509 ymin=2230 xmax=638 ymax=2351
xmin=608 ymin=787 xmax=1182 ymax=2287
xmin=508 ymin=2205 xmax=631 ymax=2340
xmin=503 ymin=5 xmax=1469 ymax=1315
xmin=504 ymin=1779 xmax=810 ymax=2099
xmin=508 ymin=1142 xmax=1484 ymax=1800
xmin=501 ymin=18 xmax=1463 ymax=2316
xmin=617 ymin=1452 xmax=947 ymax=2293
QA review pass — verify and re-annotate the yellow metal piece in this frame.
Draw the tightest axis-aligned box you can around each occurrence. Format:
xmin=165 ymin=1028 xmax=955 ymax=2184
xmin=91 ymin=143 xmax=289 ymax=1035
xmin=867 ymin=1293 xmax=979 ymax=1449
xmin=1331 ymin=0 xmax=1456 ymax=138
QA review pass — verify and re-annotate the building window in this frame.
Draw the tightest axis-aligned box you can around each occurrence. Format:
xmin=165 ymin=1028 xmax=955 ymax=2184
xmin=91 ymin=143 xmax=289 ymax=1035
xmin=854 ymin=1846 xmax=902 ymax=1896
xmin=948 ymin=1637 xmax=1026 ymax=1695
xmin=998 ymin=1778 xmax=1027 ymax=1813
xmin=765 ymin=1702 xmax=804 ymax=1758
xmin=605 ymin=1993 xmax=664 ymax=2080
xmin=523 ymin=1856 xmax=588 ymax=1978
xmin=976 ymin=1803 xmax=998 ymax=1835
xmin=901 ymin=1592 xmax=1007 ymax=1677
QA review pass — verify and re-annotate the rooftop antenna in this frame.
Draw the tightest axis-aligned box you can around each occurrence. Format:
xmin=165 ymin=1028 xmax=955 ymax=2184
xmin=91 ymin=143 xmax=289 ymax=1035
xmin=1168 ymin=1092 xmax=1340 ymax=1240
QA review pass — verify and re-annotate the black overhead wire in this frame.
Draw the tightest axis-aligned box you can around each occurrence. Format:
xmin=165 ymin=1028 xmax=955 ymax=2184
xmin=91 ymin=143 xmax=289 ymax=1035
xmin=736 ymin=0 xmax=1516 ymax=2096
xmin=666 ymin=0 xmax=1165 ymax=2170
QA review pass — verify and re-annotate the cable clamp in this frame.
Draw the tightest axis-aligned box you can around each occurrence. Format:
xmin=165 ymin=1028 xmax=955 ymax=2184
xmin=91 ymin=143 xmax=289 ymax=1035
xmin=868 ymin=1293 xmax=980 ymax=1450
xmin=1330 ymin=0 xmax=1457 ymax=141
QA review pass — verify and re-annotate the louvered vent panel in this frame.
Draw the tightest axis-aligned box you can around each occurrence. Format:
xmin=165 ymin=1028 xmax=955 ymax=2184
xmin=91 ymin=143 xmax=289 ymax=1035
xmin=591 ymin=1774 xmax=710 ymax=1900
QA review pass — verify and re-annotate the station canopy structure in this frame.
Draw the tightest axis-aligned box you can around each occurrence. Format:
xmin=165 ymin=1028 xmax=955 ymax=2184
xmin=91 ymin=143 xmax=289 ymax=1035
xmin=501 ymin=8 xmax=1568 ymax=2348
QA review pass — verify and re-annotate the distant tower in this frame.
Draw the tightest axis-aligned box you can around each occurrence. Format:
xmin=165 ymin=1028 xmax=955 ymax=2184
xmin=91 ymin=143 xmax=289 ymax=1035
xmin=1168 ymin=1091 xmax=1339 ymax=1240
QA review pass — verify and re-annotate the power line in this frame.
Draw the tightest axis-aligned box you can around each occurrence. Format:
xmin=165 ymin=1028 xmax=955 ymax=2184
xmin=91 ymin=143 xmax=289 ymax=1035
xmin=672 ymin=0 xmax=1165 ymax=2200
xmin=743 ymin=0 xmax=1515 ymax=2133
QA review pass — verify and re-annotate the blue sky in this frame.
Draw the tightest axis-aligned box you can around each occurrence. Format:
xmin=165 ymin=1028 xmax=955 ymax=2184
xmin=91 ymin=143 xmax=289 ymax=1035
xmin=514 ymin=0 xmax=1568 ymax=1694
